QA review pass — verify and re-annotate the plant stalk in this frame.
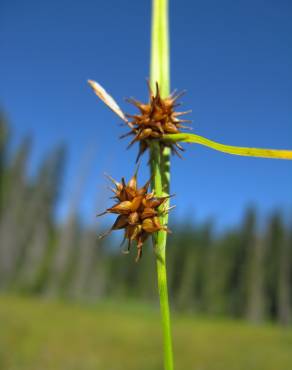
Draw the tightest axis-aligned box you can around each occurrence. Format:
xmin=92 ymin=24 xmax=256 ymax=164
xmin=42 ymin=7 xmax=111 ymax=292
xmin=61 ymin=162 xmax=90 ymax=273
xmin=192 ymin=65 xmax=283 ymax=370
xmin=150 ymin=1 xmax=174 ymax=370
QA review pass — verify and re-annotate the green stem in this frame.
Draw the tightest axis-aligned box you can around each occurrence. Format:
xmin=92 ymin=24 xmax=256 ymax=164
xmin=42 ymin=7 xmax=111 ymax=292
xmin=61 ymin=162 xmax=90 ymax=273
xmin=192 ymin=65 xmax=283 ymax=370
xmin=150 ymin=1 xmax=174 ymax=370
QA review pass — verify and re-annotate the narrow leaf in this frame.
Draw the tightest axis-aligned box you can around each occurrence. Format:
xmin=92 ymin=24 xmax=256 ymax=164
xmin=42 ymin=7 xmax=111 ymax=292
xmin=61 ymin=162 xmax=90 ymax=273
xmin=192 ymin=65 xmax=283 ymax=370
xmin=163 ymin=133 xmax=292 ymax=160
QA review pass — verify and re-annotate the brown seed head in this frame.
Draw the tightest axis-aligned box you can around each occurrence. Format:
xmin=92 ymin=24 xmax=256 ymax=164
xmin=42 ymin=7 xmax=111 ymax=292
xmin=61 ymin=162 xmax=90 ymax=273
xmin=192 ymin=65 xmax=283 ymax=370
xmin=123 ymin=82 xmax=192 ymax=161
xmin=97 ymin=169 xmax=174 ymax=261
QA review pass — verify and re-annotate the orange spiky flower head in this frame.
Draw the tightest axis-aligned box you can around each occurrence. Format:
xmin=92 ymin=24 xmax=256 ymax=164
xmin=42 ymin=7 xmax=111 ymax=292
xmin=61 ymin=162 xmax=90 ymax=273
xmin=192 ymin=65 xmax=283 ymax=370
xmin=124 ymin=82 xmax=192 ymax=161
xmin=97 ymin=167 xmax=173 ymax=262
xmin=88 ymin=80 xmax=191 ymax=161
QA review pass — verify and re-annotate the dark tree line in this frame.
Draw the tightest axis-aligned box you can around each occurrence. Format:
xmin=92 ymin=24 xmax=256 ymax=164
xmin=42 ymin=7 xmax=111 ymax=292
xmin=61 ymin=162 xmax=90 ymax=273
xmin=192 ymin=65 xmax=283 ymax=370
xmin=0 ymin=116 xmax=292 ymax=324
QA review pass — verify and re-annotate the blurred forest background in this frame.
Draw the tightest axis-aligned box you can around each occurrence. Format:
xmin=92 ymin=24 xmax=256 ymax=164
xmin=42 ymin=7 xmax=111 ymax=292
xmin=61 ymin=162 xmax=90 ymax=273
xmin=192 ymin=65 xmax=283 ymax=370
xmin=1 ymin=114 xmax=292 ymax=326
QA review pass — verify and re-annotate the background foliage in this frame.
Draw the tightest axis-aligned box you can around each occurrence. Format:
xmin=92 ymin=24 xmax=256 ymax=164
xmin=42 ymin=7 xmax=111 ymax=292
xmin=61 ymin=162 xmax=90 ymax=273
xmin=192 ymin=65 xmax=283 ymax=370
xmin=1 ymin=116 xmax=292 ymax=325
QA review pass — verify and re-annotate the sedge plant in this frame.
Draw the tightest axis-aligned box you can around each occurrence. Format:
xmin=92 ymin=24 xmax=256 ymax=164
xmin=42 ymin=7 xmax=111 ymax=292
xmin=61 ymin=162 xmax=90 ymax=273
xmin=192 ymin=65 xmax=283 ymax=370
xmin=88 ymin=1 xmax=292 ymax=369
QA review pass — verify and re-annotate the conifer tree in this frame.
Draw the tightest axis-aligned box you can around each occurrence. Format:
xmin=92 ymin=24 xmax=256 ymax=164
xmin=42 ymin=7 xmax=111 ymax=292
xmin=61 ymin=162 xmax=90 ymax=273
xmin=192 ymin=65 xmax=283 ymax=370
xmin=19 ymin=145 xmax=66 ymax=291
xmin=0 ymin=114 xmax=10 ymax=214
xmin=0 ymin=136 xmax=32 ymax=289
xmin=72 ymin=227 xmax=106 ymax=300
xmin=277 ymin=224 xmax=291 ymax=325
xmin=265 ymin=213 xmax=285 ymax=320
xmin=245 ymin=235 xmax=266 ymax=323
xmin=237 ymin=208 xmax=259 ymax=318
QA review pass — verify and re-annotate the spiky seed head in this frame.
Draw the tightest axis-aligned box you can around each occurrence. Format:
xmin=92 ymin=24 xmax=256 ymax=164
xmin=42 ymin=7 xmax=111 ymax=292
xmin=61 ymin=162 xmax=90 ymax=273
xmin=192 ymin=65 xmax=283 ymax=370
xmin=123 ymin=82 xmax=191 ymax=160
xmin=97 ymin=168 xmax=173 ymax=261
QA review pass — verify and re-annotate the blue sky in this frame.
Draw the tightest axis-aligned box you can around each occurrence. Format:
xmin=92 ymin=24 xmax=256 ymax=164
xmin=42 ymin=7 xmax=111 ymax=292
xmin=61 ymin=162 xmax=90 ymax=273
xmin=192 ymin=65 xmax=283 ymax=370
xmin=1 ymin=0 xmax=292 ymax=229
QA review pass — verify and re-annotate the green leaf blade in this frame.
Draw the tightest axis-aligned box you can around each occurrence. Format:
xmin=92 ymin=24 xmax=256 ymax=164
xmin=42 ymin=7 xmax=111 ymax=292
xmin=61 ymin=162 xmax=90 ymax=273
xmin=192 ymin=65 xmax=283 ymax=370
xmin=163 ymin=133 xmax=292 ymax=160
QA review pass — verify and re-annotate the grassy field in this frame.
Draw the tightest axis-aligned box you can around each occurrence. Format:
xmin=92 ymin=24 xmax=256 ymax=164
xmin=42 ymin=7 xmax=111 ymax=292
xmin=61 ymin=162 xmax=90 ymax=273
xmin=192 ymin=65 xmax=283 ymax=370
xmin=0 ymin=296 xmax=291 ymax=370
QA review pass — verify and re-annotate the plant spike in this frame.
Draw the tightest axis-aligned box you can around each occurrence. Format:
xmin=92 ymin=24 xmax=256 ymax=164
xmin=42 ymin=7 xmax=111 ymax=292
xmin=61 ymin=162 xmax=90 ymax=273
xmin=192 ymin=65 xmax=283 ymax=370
xmin=150 ymin=1 xmax=174 ymax=370
xmin=96 ymin=169 xmax=173 ymax=262
xmin=88 ymin=1 xmax=292 ymax=370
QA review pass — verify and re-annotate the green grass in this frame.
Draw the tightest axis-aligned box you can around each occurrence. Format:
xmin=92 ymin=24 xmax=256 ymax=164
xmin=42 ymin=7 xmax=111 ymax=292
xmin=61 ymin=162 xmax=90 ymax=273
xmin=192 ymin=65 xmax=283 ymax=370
xmin=0 ymin=295 xmax=291 ymax=370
